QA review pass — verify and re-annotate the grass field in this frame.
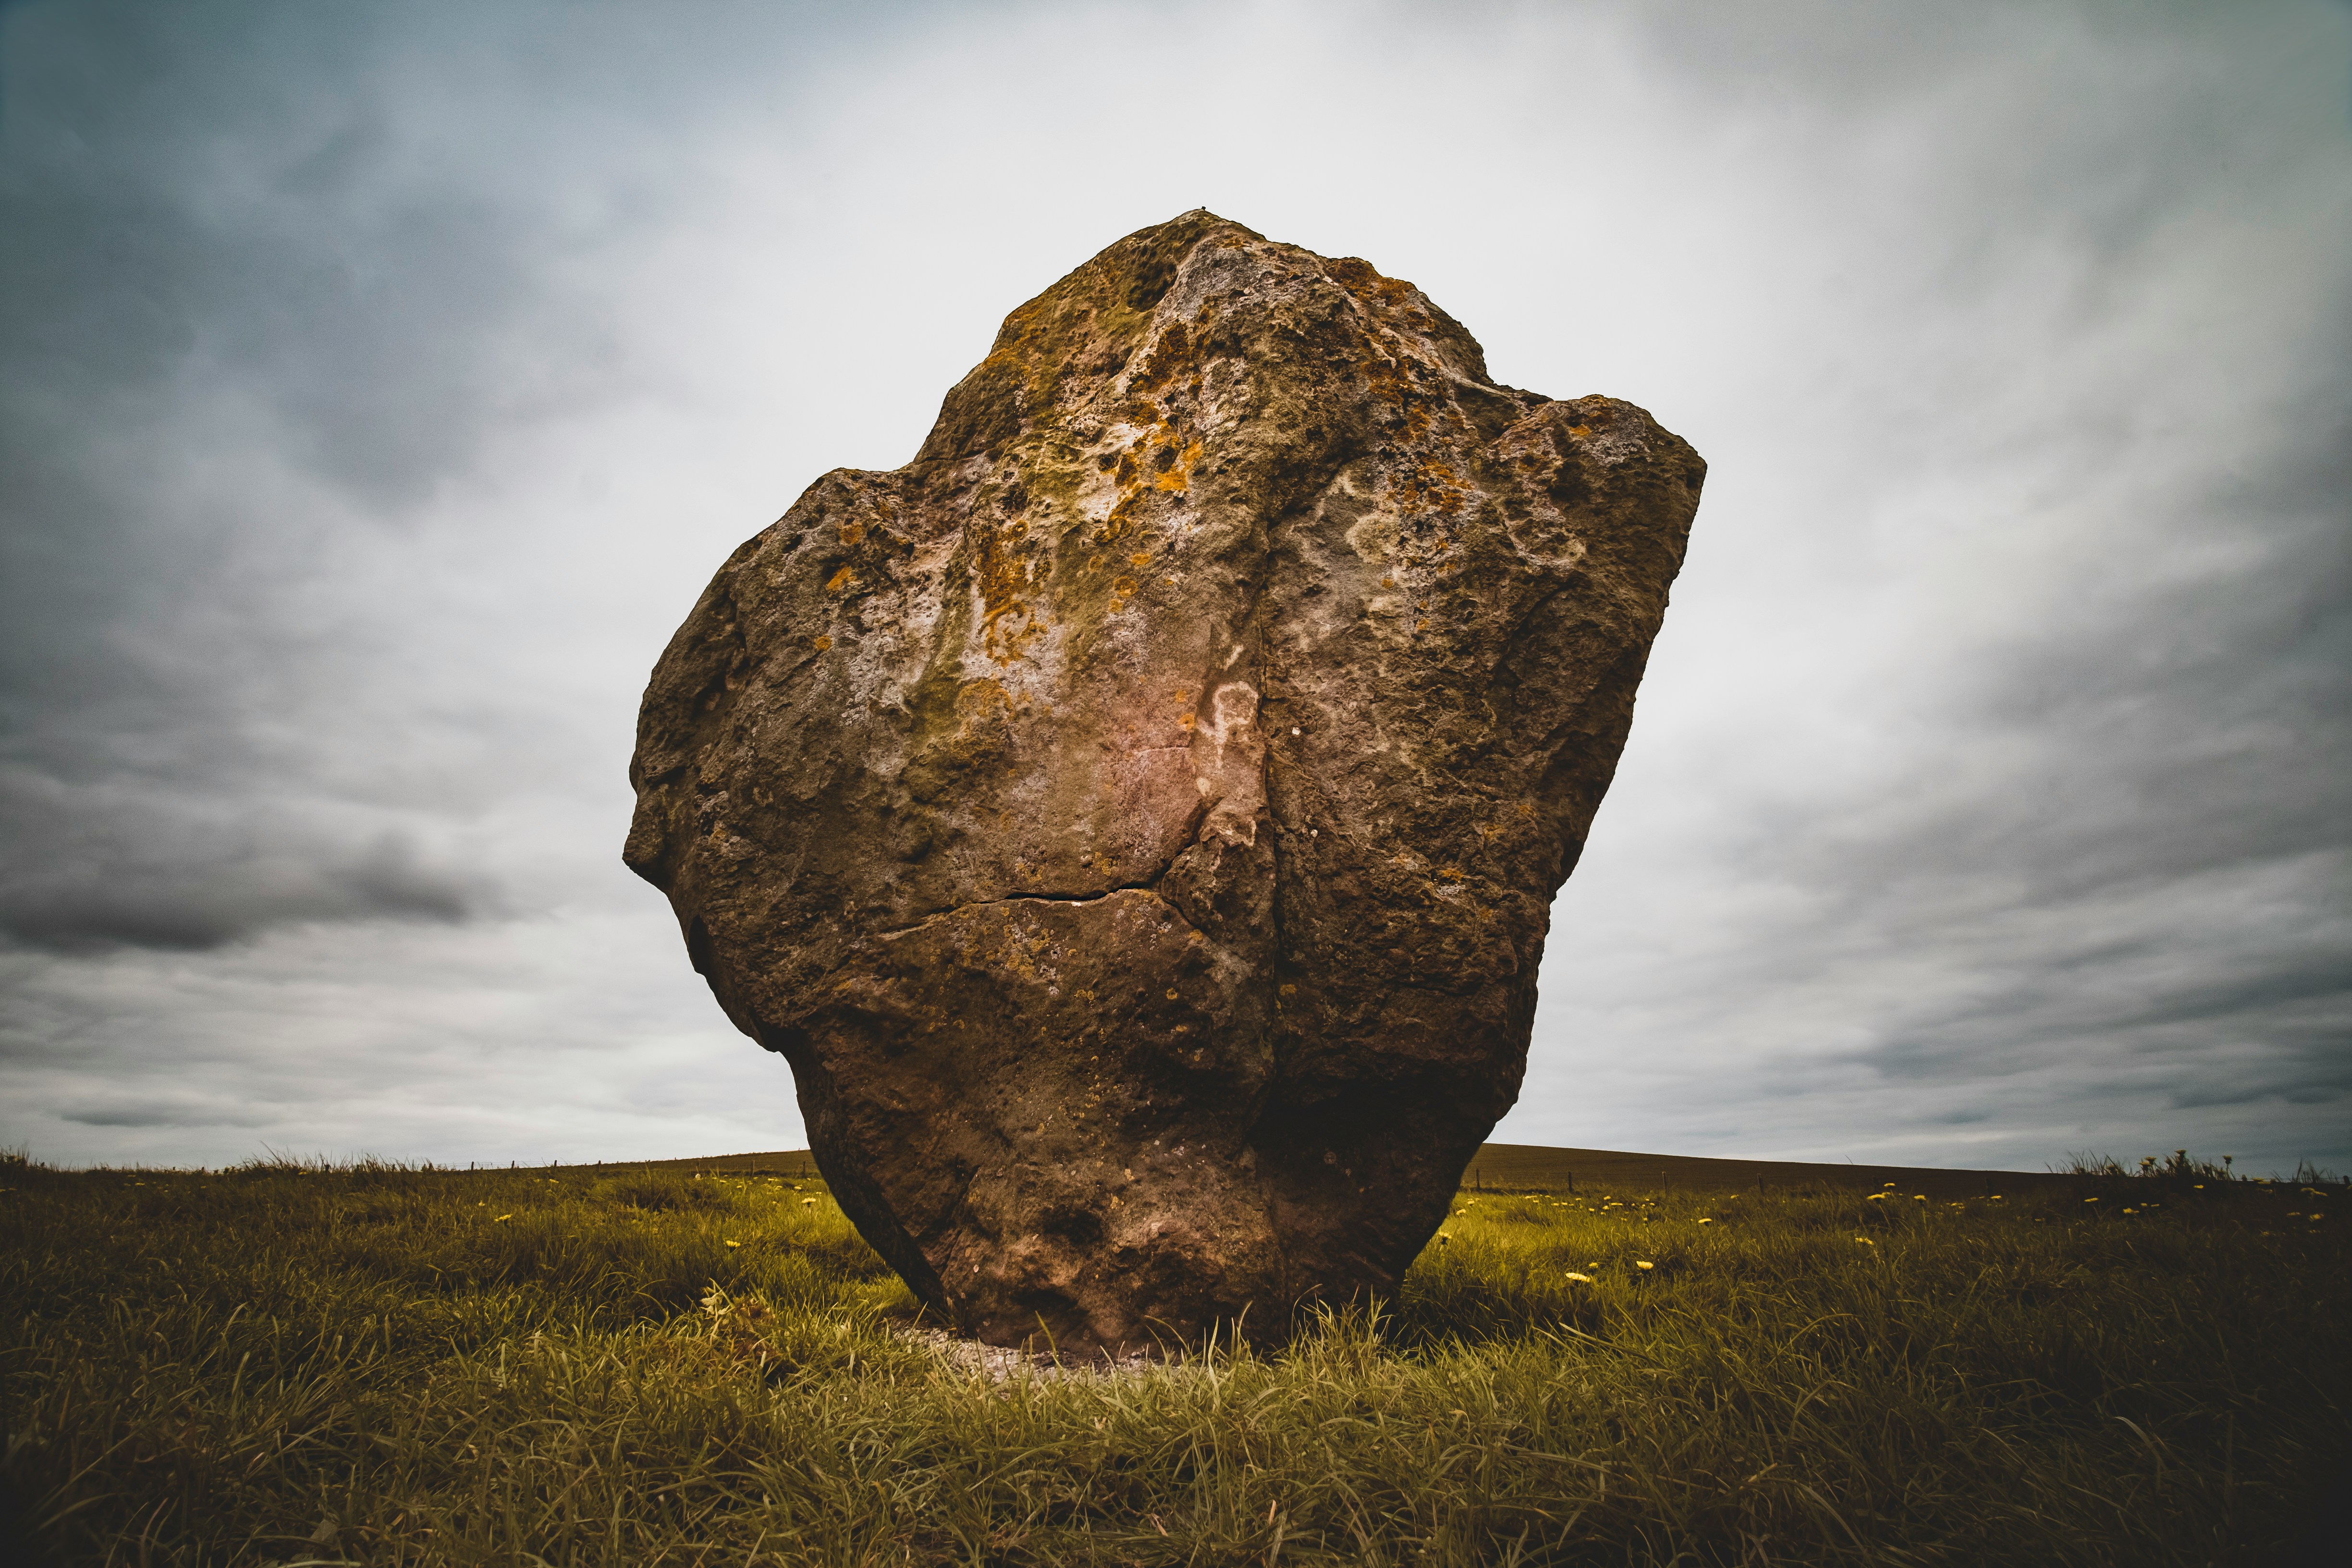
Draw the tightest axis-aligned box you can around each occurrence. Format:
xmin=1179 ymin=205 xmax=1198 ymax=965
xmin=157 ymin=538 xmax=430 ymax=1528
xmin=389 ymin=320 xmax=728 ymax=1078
xmin=1 ymin=1147 xmax=2345 ymax=1565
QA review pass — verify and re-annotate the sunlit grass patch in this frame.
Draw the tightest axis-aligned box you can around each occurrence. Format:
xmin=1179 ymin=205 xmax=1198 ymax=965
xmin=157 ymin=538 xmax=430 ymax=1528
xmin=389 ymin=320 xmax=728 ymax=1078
xmin=0 ymin=1159 xmax=2345 ymax=1563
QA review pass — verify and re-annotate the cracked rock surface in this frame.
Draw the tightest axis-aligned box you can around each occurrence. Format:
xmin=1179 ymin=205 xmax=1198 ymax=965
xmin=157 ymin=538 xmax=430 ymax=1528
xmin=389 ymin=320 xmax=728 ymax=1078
xmin=625 ymin=211 xmax=1703 ymax=1353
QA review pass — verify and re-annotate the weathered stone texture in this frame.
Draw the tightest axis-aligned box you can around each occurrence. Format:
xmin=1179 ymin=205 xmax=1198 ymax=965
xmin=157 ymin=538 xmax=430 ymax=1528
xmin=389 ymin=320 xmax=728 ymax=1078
xmin=625 ymin=211 xmax=1703 ymax=1352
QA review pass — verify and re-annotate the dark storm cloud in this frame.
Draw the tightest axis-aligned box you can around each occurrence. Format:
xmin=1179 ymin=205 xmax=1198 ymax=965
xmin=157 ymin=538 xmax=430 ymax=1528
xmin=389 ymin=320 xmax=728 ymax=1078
xmin=0 ymin=4 xmax=860 ymax=967
xmin=0 ymin=0 xmax=897 ymax=1168
xmin=1805 ymin=379 xmax=2352 ymax=1108
xmin=0 ymin=804 xmax=491 ymax=954
xmin=1498 ymin=0 xmax=2352 ymax=1170
xmin=58 ymin=1097 xmax=274 ymax=1129
xmin=0 ymin=0 xmax=625 ymax=951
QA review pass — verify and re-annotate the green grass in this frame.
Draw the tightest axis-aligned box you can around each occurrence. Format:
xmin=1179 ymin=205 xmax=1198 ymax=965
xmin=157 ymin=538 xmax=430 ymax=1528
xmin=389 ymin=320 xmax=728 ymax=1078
xmin=1 ymin=1155 xmax=2345 ymax=1565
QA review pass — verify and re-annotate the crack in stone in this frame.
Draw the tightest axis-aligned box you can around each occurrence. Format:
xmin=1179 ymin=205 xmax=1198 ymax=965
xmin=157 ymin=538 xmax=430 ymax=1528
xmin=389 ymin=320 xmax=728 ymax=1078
xmin=871 ymin=877 xmax=1172 ymax=940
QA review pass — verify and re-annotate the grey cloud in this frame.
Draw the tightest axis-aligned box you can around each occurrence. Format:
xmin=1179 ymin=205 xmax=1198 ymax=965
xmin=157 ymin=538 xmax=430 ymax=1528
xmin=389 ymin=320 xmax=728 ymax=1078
xmin=58 ymin=1098 xmax=274 ymax=1129
xmin=2129 ymin=954 xmax=2352 ymax=1036
xmin=0 ymin=803 xmax=496 ymax=953
xmin=2169 ymin=1070 xmax=2352 ymax=1113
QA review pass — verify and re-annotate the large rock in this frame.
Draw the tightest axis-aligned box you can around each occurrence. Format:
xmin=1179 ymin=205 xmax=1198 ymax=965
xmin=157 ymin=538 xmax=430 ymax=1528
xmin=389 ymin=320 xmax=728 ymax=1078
xmin=625 ymin=211 xmax=1703 ymax=1353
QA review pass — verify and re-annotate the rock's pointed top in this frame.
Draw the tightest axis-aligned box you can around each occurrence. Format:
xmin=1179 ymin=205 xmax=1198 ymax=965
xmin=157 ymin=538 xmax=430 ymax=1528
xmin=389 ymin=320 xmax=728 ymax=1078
xmin=914 ymin=211 xmax=1492 ymax=467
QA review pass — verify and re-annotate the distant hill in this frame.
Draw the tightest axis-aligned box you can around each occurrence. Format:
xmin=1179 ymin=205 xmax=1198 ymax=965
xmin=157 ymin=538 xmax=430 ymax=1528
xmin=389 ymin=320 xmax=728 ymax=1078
xmin=600 ymin=1142 xmax=2079 ymax=1199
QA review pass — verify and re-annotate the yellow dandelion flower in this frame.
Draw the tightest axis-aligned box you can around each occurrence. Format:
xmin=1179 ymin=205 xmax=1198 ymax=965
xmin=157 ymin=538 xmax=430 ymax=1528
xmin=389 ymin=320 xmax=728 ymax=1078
xmin=1438 ymin=1232 xmax=1452 ymax=1245
xmin=1697 ymin=1217 xmax=1715 ymax=1225
xmin=801 ymin=1198 xmax=818 ymax=1207
xmin=2084 ymin=1197 xmax=2099 ymax=1203
xmin=725 ymin=1239 xmax=742 ymax=1248
xmin=1635 ymin=1260 xmax=1654 ymax=1271
xmin=1566 ymin=1272 xmax=1594 ymax=1283
xmin=1855 ymin=1237 xmax=1874 ymax=1245
xmin=494 ymin=1213 xmax=513 ymax=1223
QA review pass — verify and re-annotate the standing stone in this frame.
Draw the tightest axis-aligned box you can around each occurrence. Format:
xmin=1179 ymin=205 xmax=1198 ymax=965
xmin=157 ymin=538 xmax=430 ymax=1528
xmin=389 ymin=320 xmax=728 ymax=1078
xmin=626 ymin=211 xmax=1703 ymax=1353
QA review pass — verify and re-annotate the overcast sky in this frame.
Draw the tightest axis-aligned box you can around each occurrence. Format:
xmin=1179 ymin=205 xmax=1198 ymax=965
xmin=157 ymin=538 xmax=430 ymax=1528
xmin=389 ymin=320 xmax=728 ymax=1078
xmin=2 ymin=0 xmax=2345 ymax=1175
